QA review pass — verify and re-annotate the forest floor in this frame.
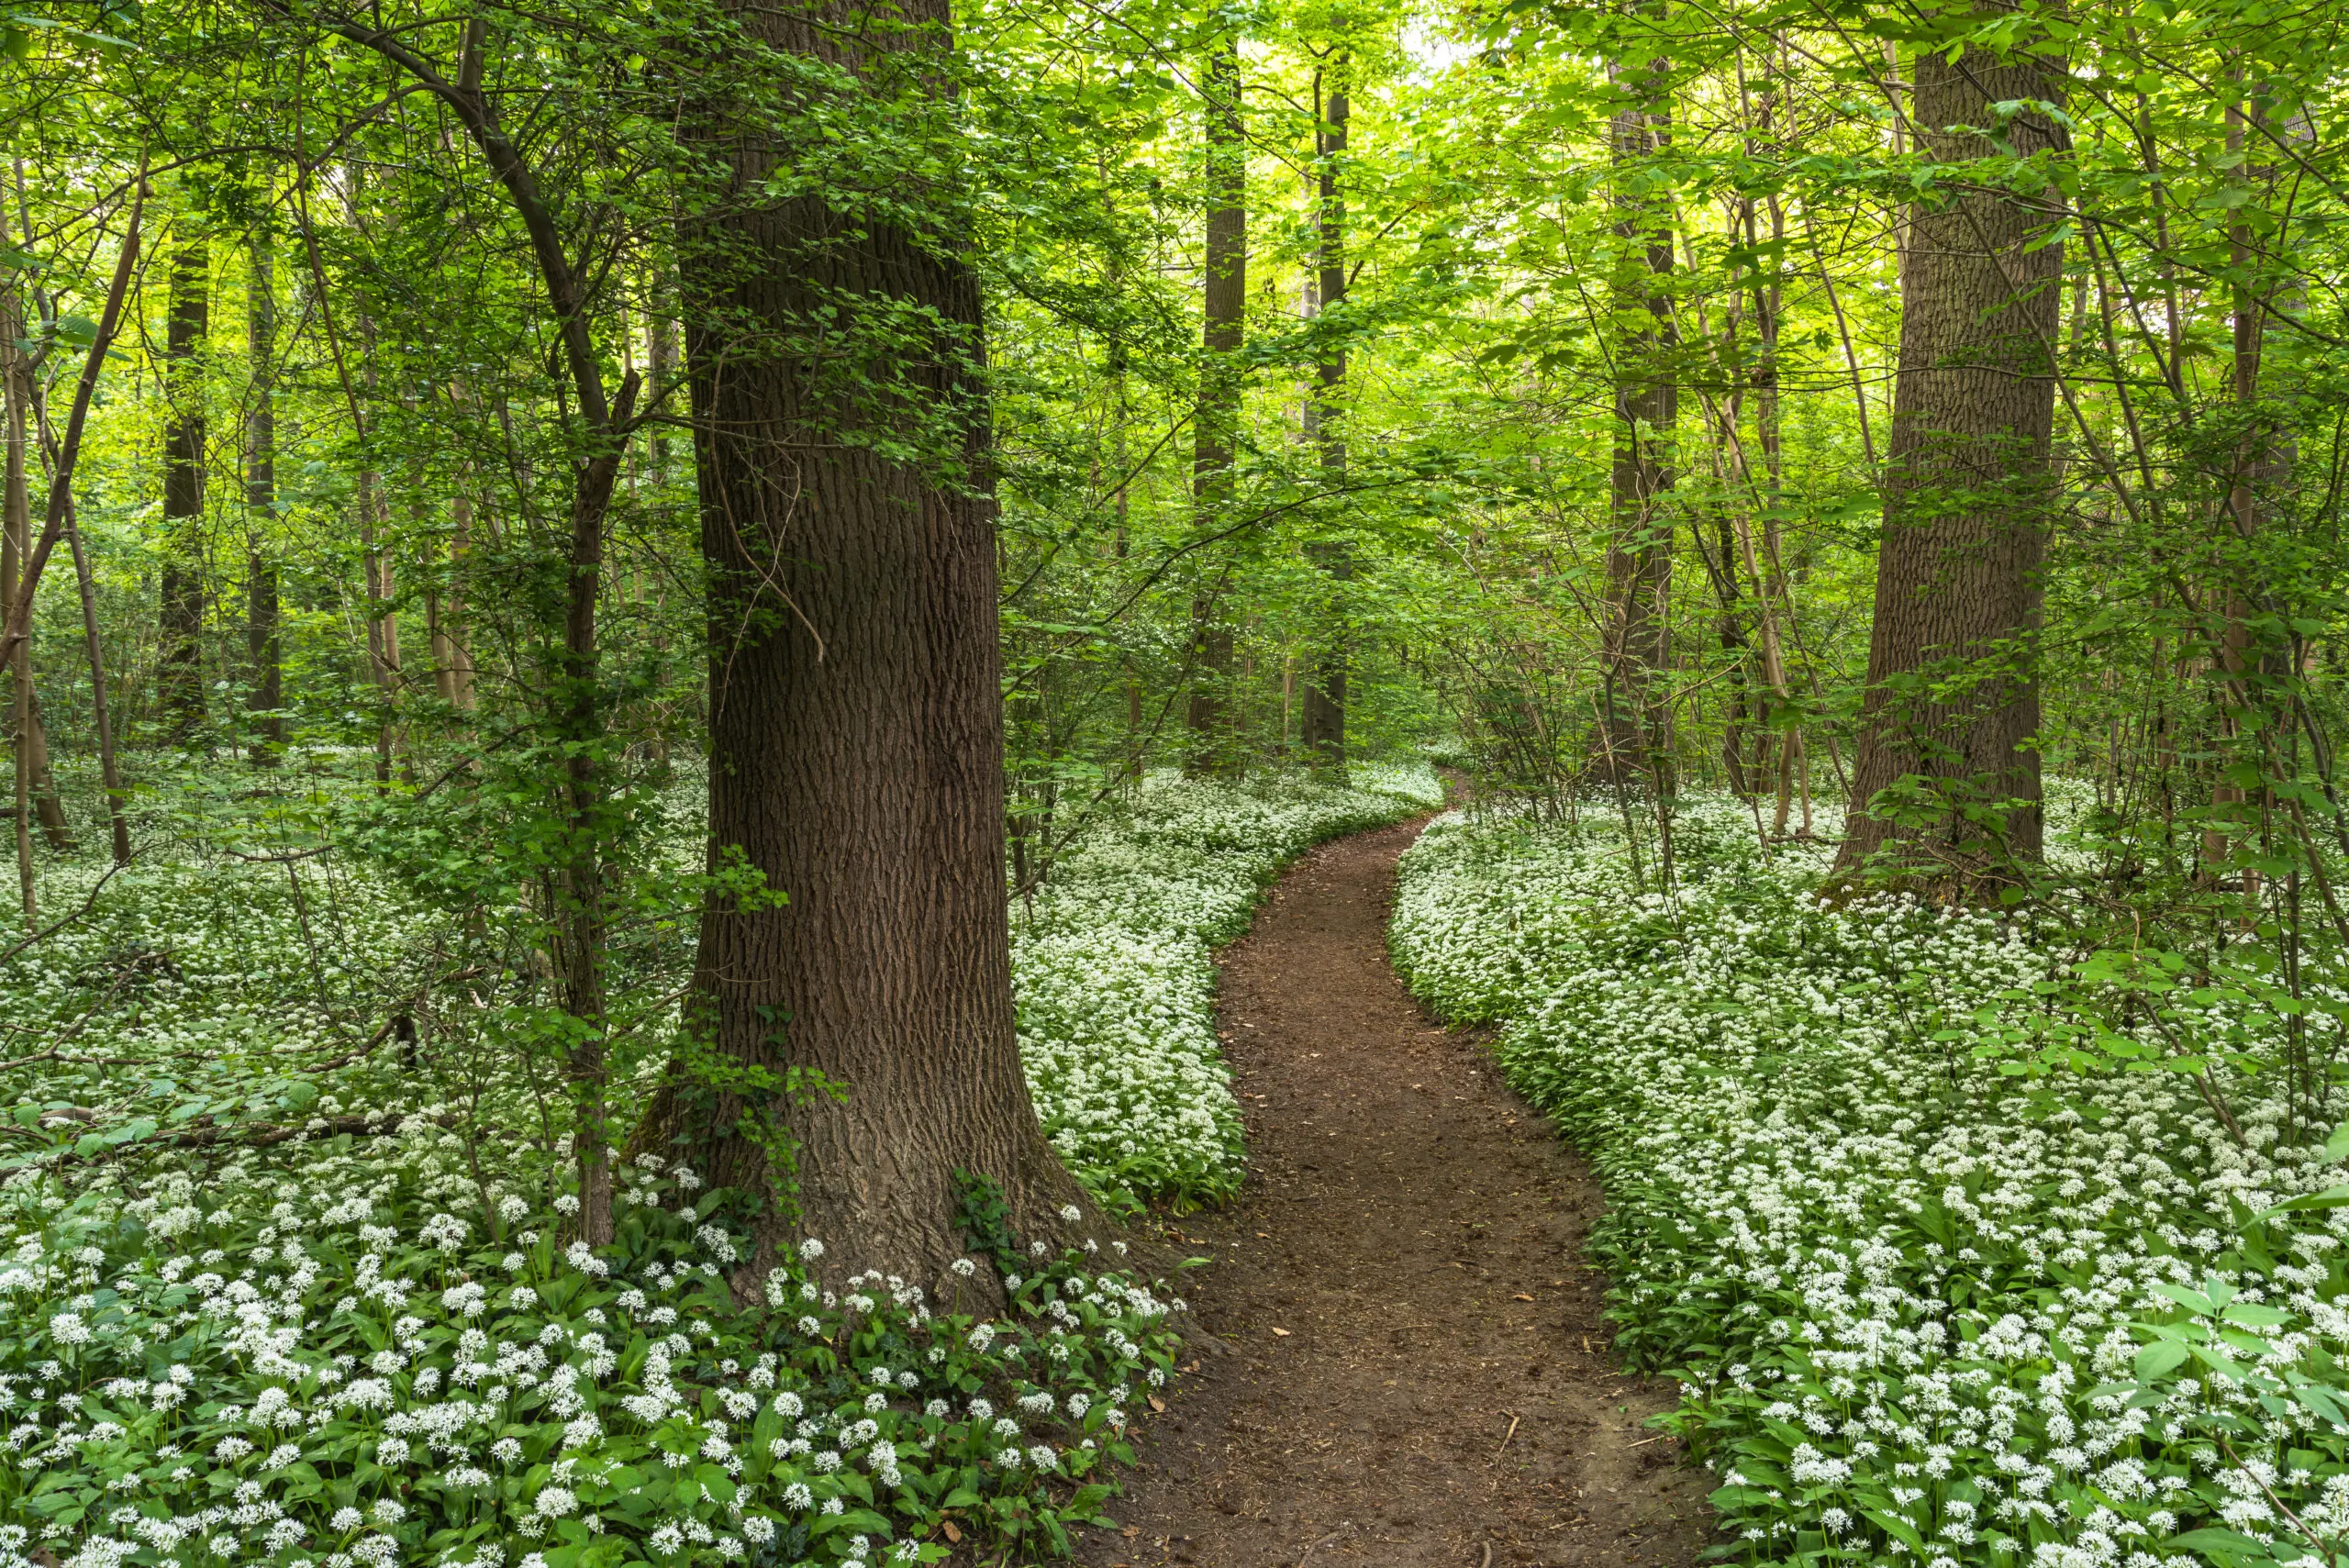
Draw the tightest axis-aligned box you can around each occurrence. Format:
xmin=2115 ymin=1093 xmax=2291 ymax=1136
xmin=1074 ymin=815 xmax=1715 ymax=1568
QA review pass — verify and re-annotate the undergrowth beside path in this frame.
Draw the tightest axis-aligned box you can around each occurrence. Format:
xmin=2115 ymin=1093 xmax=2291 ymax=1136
xmin=1392 ymin=795 xmax=2349 ymax=1568
xmin=1077 ymin=813 xmax=1709 ymax=1568
xmin=0 ymin=763 xmax=1439 ymax=1568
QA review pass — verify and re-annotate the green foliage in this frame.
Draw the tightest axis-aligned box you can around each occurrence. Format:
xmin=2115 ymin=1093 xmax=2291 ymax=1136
xmin=0 ymin=1134 xmax=1180 ymax=1568
xmin=1394 ymin=794 xmax=2349 ymax=1568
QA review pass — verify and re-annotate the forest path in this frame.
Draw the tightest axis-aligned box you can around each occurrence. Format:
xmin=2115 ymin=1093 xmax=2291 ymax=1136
xmin=1074 ymin=816 xmax=1713 ymax=1568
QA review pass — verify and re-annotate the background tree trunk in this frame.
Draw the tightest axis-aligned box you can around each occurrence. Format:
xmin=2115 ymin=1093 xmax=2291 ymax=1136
xmin=1601 ymin=48 xmax=1675 ymax=793
xmin=1832 ymin=30 xmax=2068 ymax=885
xmin=159 ymin=228 xmax=207 ymax=743
xmin=246 ymin=229 xmax=283 ymax=762
xmin=3 ymin=275 xmax=71 ymax=876
xmin=1300 ymin=57 xmax=1350 ymax=778
xmin=1186 ymin=32 xmax=1245 ymax=780
xmin=654 ymin=0 xmax=1098 ymax=1287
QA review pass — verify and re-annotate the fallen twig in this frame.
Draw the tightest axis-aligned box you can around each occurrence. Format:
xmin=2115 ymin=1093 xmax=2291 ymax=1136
xmin=34 ymin=1109 xmax=463 ymax=1168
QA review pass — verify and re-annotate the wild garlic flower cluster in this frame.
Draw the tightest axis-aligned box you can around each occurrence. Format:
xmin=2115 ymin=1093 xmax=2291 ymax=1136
xmin=0 ymin=1129 xmax=1180 ymax=1566
xmin=1013 ymin=764 xmax=1442 ymax=1210
xmin=0 ymin=851 xmax=450 ymax=1140
xmin=1394 ymin=794 xmax=2349 ymax=1568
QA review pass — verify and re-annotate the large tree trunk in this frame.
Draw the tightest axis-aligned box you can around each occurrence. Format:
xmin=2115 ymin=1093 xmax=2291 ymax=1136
xmin=247 ymin=230 xmax=284 ymax=762
xmin=1185 ymin=31 xmax=1245 ymax=780
xmin=159 ymin=230 xmax=207 ymax=743
xmin=1832 ymin=29 xmax=2067 ymax=887
xmin=1299 ymin=57 xmax=1351 ymax=778
xmin=651 ymin=0 xmax=1097 ymax=1289
xmin=1599 ymin=49 xmax=1675 ymax=793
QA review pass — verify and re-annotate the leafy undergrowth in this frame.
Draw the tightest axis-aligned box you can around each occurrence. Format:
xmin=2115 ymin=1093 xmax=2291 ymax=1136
xmin=0 ymin=1137 xmax=1177 ymax=1568
xmin=1392 ymin=794 xmax=2349 ymax=1568
xmin=1014 ymin=762 xmax=1444 ymax=1211
xmin=0 ymin=759 xmax=1440 ymax=1566
xmin=0 ymin=762 xmax=1442 ymax=1210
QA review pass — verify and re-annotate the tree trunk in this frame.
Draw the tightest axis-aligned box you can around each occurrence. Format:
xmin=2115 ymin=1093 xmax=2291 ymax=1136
xmin=3 ymin=274 xmax=72 ymax=876
xmin=2199 ymin=82 xmax=2300 ymax=894
xmin=247 ymin=229 xmax=283 ymax=762
xmin=1600 ymin=47 xmax=1675 ymax=793
xmin=159 ymin=229 xmax=207 ymax=744
xmin=66 ymin=506 xmax=128 ymax=865
xmin=440 ymin=379 xmax=478 ymax=713
xmin=1300 ymin=57 xmax=1351 ymax=778
xmin=1186 ymin=31 xmax=1245 ymax=780
xmin=1832 ymin=28 xmax=2067 ymax=887
xmin=10 ymin=171 xmax=132 ymax=862
xmin=355 ymin=314 xmax=403 ymax=785
xmin=651 ymin=0 xmax=1097 ymax=1288
xmin=0 ymin=178 xmax=143 ymax=863
xmin=4 ymin=288 xmax=31 ymax=921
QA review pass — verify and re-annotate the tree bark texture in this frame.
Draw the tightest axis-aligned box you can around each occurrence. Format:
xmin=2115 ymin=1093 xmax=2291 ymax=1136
xmin=662 ymin=0 xmax=1096 ymax=1287
xmin=1186 ymin=33 xmax=1245 ymax=779
xmin=1833 ymin=32 xmax=2067 ymax=884
xmin=159 ymin=230 xmax=207 ymax=743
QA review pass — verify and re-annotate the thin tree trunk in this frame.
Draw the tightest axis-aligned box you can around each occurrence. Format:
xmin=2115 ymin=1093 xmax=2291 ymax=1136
xmin=13 ymin=171 xmax=128 ymax=861
xmin=159 ymin=228 xmax=207 ymax=743
xmin=1186 ymin=30 xmax=1245 ymax=780
xmin=353 ymin=312 xmax=403 ymax=784
xmin=66 ymin=506 xmax=128 ymax=865
xmin=1832 ymin=24 xmax=2068 ymax=887
xmin=1300 ymin=56 xmax=1351 ymax=777
xmin=331 ymin=13 xmax=645 ymax=1246
xmin=1 ymin=181 xmax=143 ymax=867
xmin=2201 ymin=78 xmax=2295 ymax=895
xmin=4 ymin=237 xmax=72 ymax=882
xmin=247 ymin=228 xmax=283 ymax=762
xmin=1601 ymin=41 xmax=1676 ymax=794
xmin=5 ymin=281 xmax=32 ymax=921
xmin=442 ymin=378 xmax=478 ymax=712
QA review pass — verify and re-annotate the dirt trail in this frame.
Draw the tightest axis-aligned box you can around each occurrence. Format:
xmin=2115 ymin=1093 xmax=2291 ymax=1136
xmin=1079 ymin=816 xmax=1712 ymax=1568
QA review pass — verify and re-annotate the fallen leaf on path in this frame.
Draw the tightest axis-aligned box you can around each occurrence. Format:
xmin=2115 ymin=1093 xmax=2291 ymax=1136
xmin=1148 ymin=1396 xmax=1165 ymax=1412
xmin=941 ymin=1522 xmax=962 ymax=1544
xmin=1270 ymin=1327 xmax=1291 ymax=1337
xmin=1513 ymin=1293 xmax=1534 ymax=1301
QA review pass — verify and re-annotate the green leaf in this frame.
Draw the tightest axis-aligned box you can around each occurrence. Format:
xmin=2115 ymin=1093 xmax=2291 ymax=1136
xmin=2221 ymin=1302 xmax=2291 ymax=1328
xmin=2165 ymin=1527 xmax=2275 ymax=1561
xmin=1859 ymin=1507 xmax=1928 ymax=1556
xmin=2253 ymin=1184 xmax=2349 ymax=1221
xmin=2153 ymin=1282 xmax=2215 ymax=1315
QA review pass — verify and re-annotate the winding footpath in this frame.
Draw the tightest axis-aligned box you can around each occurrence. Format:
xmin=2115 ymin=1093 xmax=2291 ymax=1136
xmin=1077 ymin=815 xmax=1712 ymax=1568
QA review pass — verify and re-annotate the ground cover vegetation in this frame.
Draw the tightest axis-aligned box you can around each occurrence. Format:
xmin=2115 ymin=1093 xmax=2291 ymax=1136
xmin=0 ymin=762 xmax=1436 ymax=1568
xmin=1396 ymin=795 xmax=2349 ymax=1568
xmin=2 ymin=0 xmax=2349 ymax=1558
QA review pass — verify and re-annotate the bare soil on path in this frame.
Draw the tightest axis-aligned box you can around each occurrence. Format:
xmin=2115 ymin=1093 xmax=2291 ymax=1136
xmin=1074 ymin=815 xmax=1713 ymax=1568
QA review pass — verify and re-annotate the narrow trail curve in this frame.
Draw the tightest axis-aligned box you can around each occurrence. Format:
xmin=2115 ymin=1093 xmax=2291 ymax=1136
xmin=1077 ymin=816 xmax=1712 ymax=1568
